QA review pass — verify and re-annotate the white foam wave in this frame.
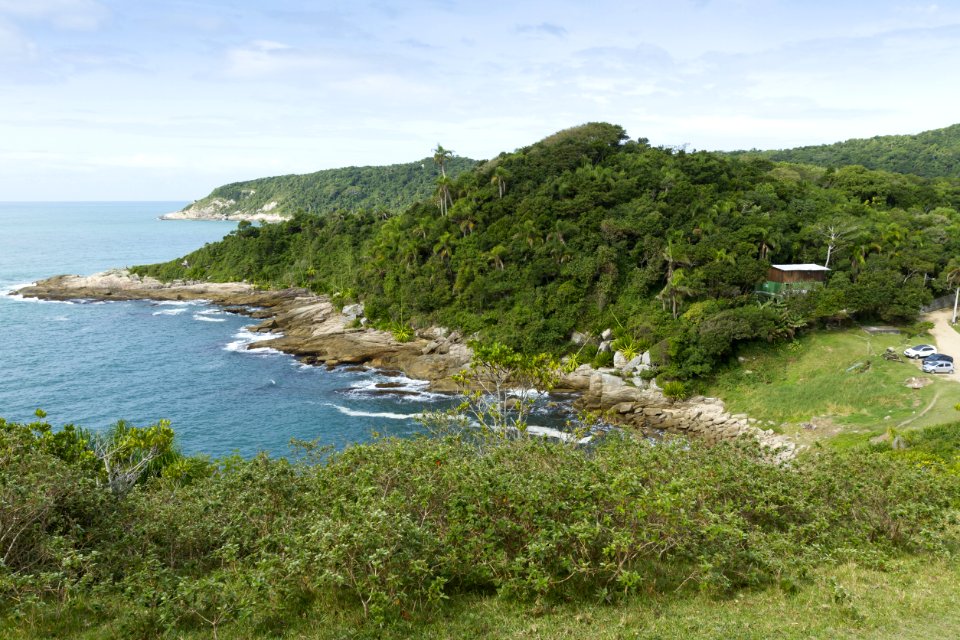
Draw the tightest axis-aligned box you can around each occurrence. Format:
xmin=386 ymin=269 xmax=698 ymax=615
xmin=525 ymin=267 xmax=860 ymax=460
xmin=6 ymin=292 xmax=75 ymax=305
xmin=155 ymin=300 xmax=204 ymax=307
xmin=247 ymin=346 xmax=283 ymax=355
xmin=342 ymin=372 xmax=448 ymax=401
xmin=223 ymin=328 xmax=283 ymax=353
xmin=325 ymin=403 xmax=421 ymax=421
xmin=153 ymin=307 xmax=188 ymax=316
xmin=196 ymin=308 xmax=222 ymax=316
xmin=525 ymin=425 xmax=593 ymax=445
xmin=193 ymin=314 xmax=226 ymax=322
xmin=508 ymin=387 xmax=549 ymax=399
xmin=2 ymin=282 xmax=35 ymax=295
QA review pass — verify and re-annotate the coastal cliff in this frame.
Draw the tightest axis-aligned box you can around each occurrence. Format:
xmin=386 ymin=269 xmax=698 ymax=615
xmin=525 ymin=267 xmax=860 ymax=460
xmin=160 ymin=198 xmax=288 ymax=223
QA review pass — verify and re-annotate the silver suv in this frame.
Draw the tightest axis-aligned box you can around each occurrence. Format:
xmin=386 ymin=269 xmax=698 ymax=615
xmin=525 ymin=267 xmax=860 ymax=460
xmin=922 ymin=359 xmax=954 ymax=374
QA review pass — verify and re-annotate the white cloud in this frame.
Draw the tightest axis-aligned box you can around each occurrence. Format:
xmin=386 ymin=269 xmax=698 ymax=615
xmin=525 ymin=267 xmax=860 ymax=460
xmin=0 ymin=0 xmax=108 ymax=30
xmin=223 ymin=40 xmax=333 ymax=78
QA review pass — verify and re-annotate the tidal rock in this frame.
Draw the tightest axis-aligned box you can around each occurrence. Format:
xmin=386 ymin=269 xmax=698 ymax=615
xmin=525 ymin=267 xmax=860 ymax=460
xmin=613 ymin=351 xmax=627 ymax=369
xmin=341 ymin=303 xmax=365 ymax=320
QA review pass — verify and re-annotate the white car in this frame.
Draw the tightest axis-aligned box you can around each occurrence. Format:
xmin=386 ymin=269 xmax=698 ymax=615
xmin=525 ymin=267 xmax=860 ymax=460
xmin=923 ymin=359 xmax=954 ymax=374
xmin=904 ymin=344 xmax=937 ymax=359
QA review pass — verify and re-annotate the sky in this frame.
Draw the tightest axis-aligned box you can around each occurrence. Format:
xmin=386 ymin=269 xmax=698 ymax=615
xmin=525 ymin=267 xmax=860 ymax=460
xmin=1 ymin=0 xmax=959 ymax=200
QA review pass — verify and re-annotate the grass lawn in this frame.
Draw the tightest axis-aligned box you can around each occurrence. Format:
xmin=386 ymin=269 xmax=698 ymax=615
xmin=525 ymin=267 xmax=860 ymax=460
xmin=413 ymin=558 xmax=960 ymax=640
xmin=20 ymin=557 xmax=960 ymax=639
xmin=705 ymin=327 xmax=960 ymax=446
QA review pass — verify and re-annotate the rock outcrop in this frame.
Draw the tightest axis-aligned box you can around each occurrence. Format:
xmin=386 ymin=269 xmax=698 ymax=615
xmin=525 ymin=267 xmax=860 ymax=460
xmin=160 ymin=198 xmax=288 ymax=223
xmin=13 ymin=271 xmax=800 ymax=456
xmin=561 ymin=366 xmax=798 ymax=461
xmin=14 ymin=270 xmax=470 ymax=391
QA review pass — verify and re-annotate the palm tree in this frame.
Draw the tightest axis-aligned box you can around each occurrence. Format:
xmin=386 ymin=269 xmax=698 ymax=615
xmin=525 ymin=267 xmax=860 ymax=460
xmin=658 ymin=268 xmax=698 ymax=319
xmin=512 ymin=219 xmax=540 ymax=249
xmin=712 ymin=248 xmax=736 ymax=266
xmin=457 ymin=216 xmax=476 ymax=236
xmin=486 ymin=244 xmax=507 ymax=271
xmin=660 ymin=237 xmax=692 ymax=316
xmin=850 ymin=241 xmax=882 ymax=275
xmin=491 ymin=166 xmax=508 ymax=198
xmin=435 ymin=175 xmax=454 ymax=216
xmin=433 ymin=144 xmax=454 ymax=178
xmin=881 ymin=222 xmax=908 ymax=257
xmin=433 ymin=232 xmax=454 ymax=263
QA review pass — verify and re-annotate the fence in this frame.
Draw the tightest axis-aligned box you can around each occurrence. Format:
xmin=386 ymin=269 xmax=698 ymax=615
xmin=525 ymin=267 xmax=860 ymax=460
xmin=921 ymin=293 xmax=957 ymax=314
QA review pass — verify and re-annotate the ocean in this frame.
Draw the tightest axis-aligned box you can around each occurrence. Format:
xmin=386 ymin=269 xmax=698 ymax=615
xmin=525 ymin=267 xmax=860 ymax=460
xmin=0 ymin=202 xmax=447 ymax=457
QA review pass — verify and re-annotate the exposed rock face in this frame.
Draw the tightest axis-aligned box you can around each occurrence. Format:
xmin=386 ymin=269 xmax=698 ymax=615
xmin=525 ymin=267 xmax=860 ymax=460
xmin=565 ymin=368 xmax=798 ymax=461
xmin=13 ymin=270 xmax=470 ymax=391
xmin=160 ymin=198 xmax=288 ymax=223
xmin=13 ymin=271 xmax=800 ymax=457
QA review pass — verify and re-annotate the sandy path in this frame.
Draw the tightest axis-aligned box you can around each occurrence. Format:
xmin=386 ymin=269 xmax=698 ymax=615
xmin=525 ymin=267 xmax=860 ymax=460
xmin=922 ymin=308 xmax=960 ymax=382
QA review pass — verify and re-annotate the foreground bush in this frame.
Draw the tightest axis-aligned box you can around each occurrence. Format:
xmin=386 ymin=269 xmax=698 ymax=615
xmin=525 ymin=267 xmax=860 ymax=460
xmin=2 ymin=415 xmax=958 ymax=636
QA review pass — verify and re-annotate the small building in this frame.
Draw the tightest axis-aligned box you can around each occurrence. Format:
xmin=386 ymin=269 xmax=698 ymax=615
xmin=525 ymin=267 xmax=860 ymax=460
xmin=757 ymin=264 xmax=830 ymax=297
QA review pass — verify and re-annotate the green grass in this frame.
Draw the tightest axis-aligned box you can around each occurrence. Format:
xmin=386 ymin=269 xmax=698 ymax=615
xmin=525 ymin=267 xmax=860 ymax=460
xmin=14 ymin=557 xmax=960 ymax=639
xmin=706 ymin=328 xmax=960 ymax=445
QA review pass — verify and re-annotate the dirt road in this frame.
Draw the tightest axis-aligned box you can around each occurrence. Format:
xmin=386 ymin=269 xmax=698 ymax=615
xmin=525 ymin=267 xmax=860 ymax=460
xmin=922 ymin=308 xmax=960 ymax=382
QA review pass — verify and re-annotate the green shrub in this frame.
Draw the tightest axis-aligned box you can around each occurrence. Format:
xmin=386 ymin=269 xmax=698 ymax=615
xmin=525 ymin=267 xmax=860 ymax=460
xmin=591 ymin=350 xmax=614 ymax=368
xmin=389 ymin=321 xmax=414 ymax=343
xmin=637 ymin=367 xmax=658 ymax=381
xmin=661 ymin=380 xmax=689 ymax=400
xmin=3 ymin=414 xmax=960 ymax=636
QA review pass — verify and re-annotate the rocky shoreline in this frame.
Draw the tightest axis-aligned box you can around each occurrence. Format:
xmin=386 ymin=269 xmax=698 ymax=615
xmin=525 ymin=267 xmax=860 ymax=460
xmin=13 ymin=270 xmax=471 ymax=392
xmin=12 ymin=270 xmax=798 ymax=457
xmin=160 ymin=198 xmax=289 ymax=223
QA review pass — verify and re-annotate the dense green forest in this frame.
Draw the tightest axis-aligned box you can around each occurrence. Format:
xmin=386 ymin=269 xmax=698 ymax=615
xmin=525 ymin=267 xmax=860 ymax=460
xmin=136 ymin=123 xmax=960 ymax=380
xmin=3 ymin=412 xmax=958 ymax=637
xmin=731 ymin=123 xmax=960 ymax=179
xmin=181 ymin=155 xmax=477 ymax=218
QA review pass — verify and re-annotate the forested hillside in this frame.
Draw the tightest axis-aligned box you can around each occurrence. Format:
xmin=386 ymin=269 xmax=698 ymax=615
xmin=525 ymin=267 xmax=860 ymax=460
xmin=732 ymin=123 xmax=960 ymax=178
xmin=136 ymin=123 xmax=960 ymax=379
xmin=178 ymin=155 xmax=477 ymax=218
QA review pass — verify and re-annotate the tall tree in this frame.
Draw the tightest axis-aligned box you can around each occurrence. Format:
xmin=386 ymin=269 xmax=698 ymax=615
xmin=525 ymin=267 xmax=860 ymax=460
xmin=433 ymin=144 xmax=454 ymax=178
xmin=491 ymin=166 xmax=509 ymax=198
xmin=435 ymin=175 xmax=454 ymax=216
xmin=660 ymin=237 xmax=693 ymax=318
xmin=816 ymin=222 xmax=855 ymax=268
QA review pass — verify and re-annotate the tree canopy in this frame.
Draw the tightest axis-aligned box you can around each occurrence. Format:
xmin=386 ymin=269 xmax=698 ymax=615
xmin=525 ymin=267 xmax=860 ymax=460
xmin=731 ymin=123 xmax=960 ymax=179
xmin=136 ymin=122 xmax=960 ymax=379
xmin=182 ymin=155 xmax=477 ymax=219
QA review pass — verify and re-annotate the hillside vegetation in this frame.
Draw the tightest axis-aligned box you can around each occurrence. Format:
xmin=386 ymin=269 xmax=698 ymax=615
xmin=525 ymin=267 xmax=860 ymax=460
xmin=732 ymin=123 xmax=960 ymax=179
xmin=136 ymin=123 xmax=960 ymax=380
xmin=178 ymin=155 xmax=477 ymax=219
xmin=3 ymin=412 xmax=958 ymax=638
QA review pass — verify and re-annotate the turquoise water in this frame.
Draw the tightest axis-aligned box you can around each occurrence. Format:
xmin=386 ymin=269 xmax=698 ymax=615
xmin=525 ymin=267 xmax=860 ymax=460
xmin=0 ymin=202 xmax=446 ymax=457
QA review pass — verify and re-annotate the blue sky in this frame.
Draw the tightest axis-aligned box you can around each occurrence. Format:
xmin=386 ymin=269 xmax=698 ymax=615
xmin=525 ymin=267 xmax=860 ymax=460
xmin=2 ymin=0 xmax=959 ymax=200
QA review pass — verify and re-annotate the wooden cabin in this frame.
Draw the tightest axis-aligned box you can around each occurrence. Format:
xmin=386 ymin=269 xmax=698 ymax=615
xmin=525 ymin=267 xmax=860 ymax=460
xmin=758 ymin=264 xmax=830 ymax=296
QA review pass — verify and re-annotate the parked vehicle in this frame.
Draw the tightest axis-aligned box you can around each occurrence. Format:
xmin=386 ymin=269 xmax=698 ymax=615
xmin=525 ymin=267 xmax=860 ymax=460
xmin=923 ymin=353 xmax=954 ymax=364
xmin=922 ymin=359 xmax=954 ymax=374
xmin=904 ymin=344 xmax=937 ymax=359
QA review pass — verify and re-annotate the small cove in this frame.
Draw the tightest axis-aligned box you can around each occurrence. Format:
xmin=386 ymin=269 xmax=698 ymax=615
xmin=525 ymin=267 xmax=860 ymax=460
xmin=0 ymin=202 xmax=451 ymax=457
